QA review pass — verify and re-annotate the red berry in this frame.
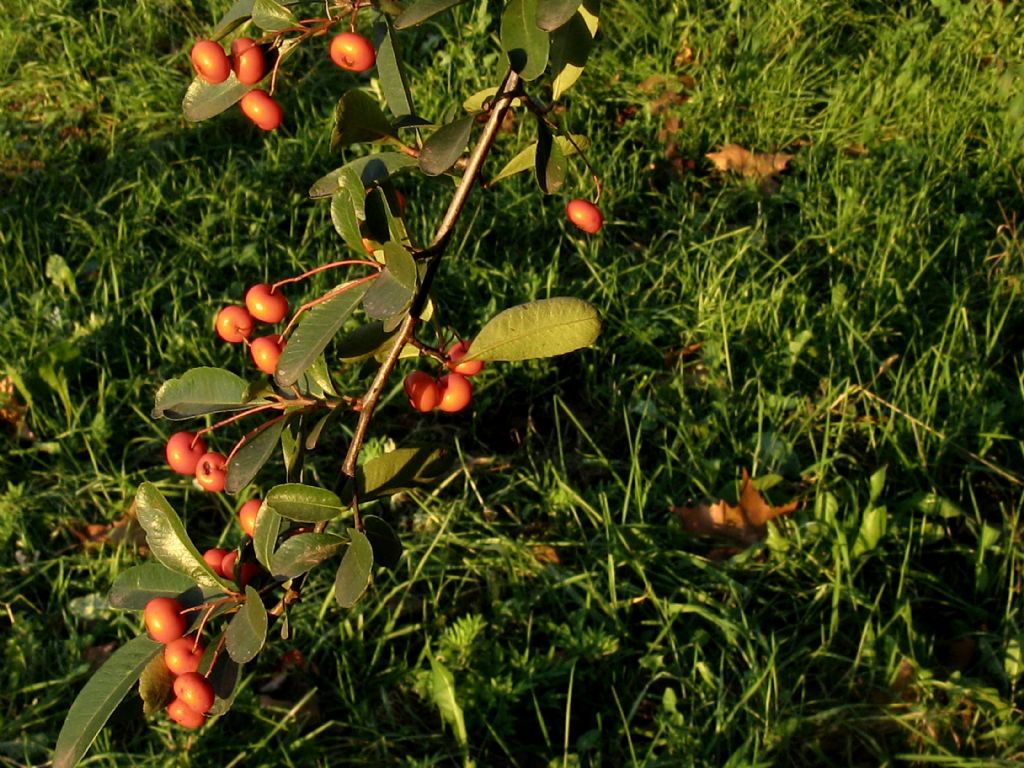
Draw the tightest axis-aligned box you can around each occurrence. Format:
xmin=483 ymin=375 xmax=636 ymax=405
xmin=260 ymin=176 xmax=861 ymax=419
xmin=164 ymin=635 xmax=205 ymax=676
xmin=238 ymin=499 xmax=261 ymax=537
xmin=219 ymin=550 xmax=238 ymax=580
xmin=219 ymin=551 xmax=257 ymax=587
xmin=195 ymin=452 xmax=227 ymax=493
xmin=250 ymin=334 xmax=284 ymax=375
xmin=566 ymin=199 xmax=603 ymax=234
xmin=203 ymin=547 xmax=229 ymax=572
xmin=245 ymin=283 xmax=288 ymax=324
xmin=240 ymin=89 xmax=283 ymax=131
xmin=437 ymin=373 xmax=472 ymax=413
xmin=446 ymin=340 xmax=484 ymax=376
xmin=190 ymin=40 xmax=231 ymax=84
xmin=404 ymin=371 xmax=440 ymax=413
xmin=144 ymin=597 xmax=186 ymax=644
xmin=167 ymin=697 xmax=205 ymax=729
xmin=215 ymin=305 xmax=254 ymax=343
xmin=173 ymin=672 xmax=215 ymax=715
xmin=165 ymin=431 xmax=207 ymax=475
xmin=329 ymin=32 xmax=376 ymax=72
xmin=231 ymin=37 xmax=265 ymax=85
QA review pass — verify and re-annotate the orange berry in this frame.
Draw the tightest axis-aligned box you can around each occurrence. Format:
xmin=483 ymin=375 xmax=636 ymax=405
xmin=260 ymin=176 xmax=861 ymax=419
xmin=165 ymin=431 xmax=207 ymax=475
xmin=195 ymin=452 xmax=227 ymax=493
xmin=446 ymin=340 xmax=484 ymax=376
xmin=238 ymin=499 xmax=261 ymax=537
xmin=219 ymin=550 xmax=238 ymax=580
xmin=244 ymin=283 xmax=288 ymax=324
xmin=173 ymin=672 xmax=215 ymax=715
xmin=164 ymin=635 xmax=205 ymax=676
xmin=190 ymin=40 xmax=231 ymax=84
xmin=167 ymin=697 xmax=205 ymax=729
xmin=143 ymin=597 xmax=186 ymax=644
xmin=215 ymin=305 xmax=254 ymax=343
xmin=231 ymin=37 xmax=265 ymax=85
xmin=404 ymin=371 xmax=440 ymax=413
xmin=219 ymin=551 xmax=257 ymax=587
xmin=566 ymin=199 xmax=603 ymax=234
xmin=329 ymin=32 xmax=376 ymax=72
xmin=203 ymin=547 xmax=229 ymax=572
xmin=240 ymin=89 xmax=283 ymax=131
xmin=437 ymin=373 xmax=472 ymax=413
xmin=250 ymin=334 xmax=284 ymax=375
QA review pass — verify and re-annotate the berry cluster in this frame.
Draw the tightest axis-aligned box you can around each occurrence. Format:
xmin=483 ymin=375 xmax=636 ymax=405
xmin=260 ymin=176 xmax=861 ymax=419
xmin=403 ymin=341 xmax=483 ymax=414
xmin=216 ymin=283 xmax=289 ymax=375
xmin=165 ymin=431 xmax=227 ymax=492
xmin=143 ymin=598 xmax=215 ymax=729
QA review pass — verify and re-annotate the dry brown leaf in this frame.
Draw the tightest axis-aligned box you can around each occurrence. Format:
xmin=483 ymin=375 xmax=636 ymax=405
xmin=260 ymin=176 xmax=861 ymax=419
xmin=670 ymin=469 xmax=798 ymax=546
xmin=0 ymin=377 xmax=35 ymax=441
xmin=71 ymin=503 xmax=148 ymax=552
xmin=531 ymin=545 xmax=561 ymax=565
xmin=706 ymin=143 xmax=792 ymax=179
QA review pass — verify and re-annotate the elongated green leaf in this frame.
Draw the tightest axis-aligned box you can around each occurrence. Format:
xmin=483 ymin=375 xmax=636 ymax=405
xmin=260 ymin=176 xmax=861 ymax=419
xmin=251 ymin=0 xmax=297 ymax=32
xmin=336 ymin=321 xmax=399 ymax=362
xmin=225 ymin=586 xmax=268 ymax=663
xmin=54 ymin=634 xmax=162 ymax=768
xmin=152 ymin=367 xmax=254 ymax=420
xmin=490 ymin=134 xmax=590 ymax=185
xmin=182 ymin=74 xmax=250 ymax=122
xmin=304 ymin=406 xmax=345 ymax=451
xmin=347 ymin=446 xmax=453 ymax=503
xmin=108 ymin=562 xmax=214 ymax=610
xmin=135 ymin=483 xmax=229 ymax=589
xmin=537 ymin=0 xmax=580 ymax=30
xmin=206 ymin=649 xmax=241 ymax=716
xmin=419 ymin=115 xmax=474 ymax=176
xmin=429 ymin=654 xmax=468 ymax=746
xmin=463 ymin=86 xmax=498 ymax=113
xmin=363 ymin=242 xmax=417 ymax=320
xmin=331 ymin=90 xmax=397 ymax=152
xmin=301 ymin=354 xmax=338 ymax=398
xmin=364 ymin=515 xmax=403 ymax=569
xmin=226 ymin=416 xmax=287 ymax=494
xmin=309 ymin=153 xmax=418 ymax=199
xmin=377 ymin=19 xmax=415 ymax=118
xmin=331 ymin=186 xmax=367 ymax=255
xmin=210 ymin=0 xmax=300 ymax=39
xmin=334 ymin=529 xmax=373 ymax=608
xmin=253 ymin=503 xmax=284 ymax=572
xmin=394 ymin=0 xmax=468 ymax=28
xmin=463 ymin=297 xmax=600 ymax=362
xmin=535 ymin=117 xmax=566 ymax=194
xmin=266 ymin=483 xmax=346 ymax=522
xmin=550 ymin=0 xmax=599 ymax=100
xmin=270 ymin=532 xmax=345 ymax=580
xmin=363 ymin=186 xmax=409 ymax=245
xmin=501 ymin=0 xmax=550 ymax=81
xmin=274 ymin=281 xmax=371 ymax=387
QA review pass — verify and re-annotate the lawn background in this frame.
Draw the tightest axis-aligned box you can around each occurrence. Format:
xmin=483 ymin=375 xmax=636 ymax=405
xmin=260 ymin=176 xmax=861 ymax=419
xmin=2 ymin=0 xmax=1023 ymax=765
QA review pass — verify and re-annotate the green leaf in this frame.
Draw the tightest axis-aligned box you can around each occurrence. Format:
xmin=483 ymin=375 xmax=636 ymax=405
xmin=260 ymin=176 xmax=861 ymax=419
xmin=419 ymin=115 xmax=474 ymax=176
xmin=490 ymin=134 xmax=590 ymax=185
xmin=331 ymin=90 xmax=397 ymax=152
xmin=363 ymin=186 xmax=409 ymax=245
xmin=309 ymin=153 xmax=418 ymax=199
xmin=363 ymin=515 xmax=403 ymax=569
xmin=534 ymin=117 xmax=566 ymax=194
xmin=536 ymin=0 xmax=581 ymax=30
xmin=206 ymin=650 xmax=241 ymax=716
xmin=363 ymin=242 xmax=417 ymax=320
xmin=852 ymin=505 xmax=888 ymax=558
xmin=210 ymin=0 xmax=301 ymax=39
xmin=334 ymin=529 xmax=373 ymax=608
xmin=550 ymin=0 xmax=599 ymax=100
xmin=182 ymin=74 xmax=250 ymax=123
xmin=394 ymin=0 xmax=468 ymax=28
xmin=429 ymin=654 xmax=468 ymax=746
xmin=253 ymin=503 xmax=284 ymax=572
xmin=135 ymin=483 xmax=229 ymax=590
xmin=152 ymin=367 xmax=255 ymax=420
xmin=463 ymin=297 xmax=600 ymax=362
xmin=266 ymin=483 xmax=346 ymax=522
xmin=304 ymin=406 xmax=345 ymax=451
xmin=463 ymin=86 xmax=498 ymax=113
xmin=270 ymin=532 xmax=345 ymax=580
xmin=301 ymin=354 xmax=339 ymax=398
xmin=138 ymin=652 xmax=174 ymax=716
xmin=347 ymin=446 xmax=453 ymax=503
xmin=336 ymin=321 xmax=400 ymax=362
xmin=225 ymin=586 xmax=268 ymax=664
xmin=331 ymin=185 xmax=368 ymax=255
xmin=274 ymin=281 xmax=371 ymax=387
xmin=226 ymin=416 xmax=287 ymax=494
xmin=251 ymin=0 xmax=297 ymax=32
xmin=501 ymin=0 xmax=550 ymax=81
xmin=376 ymin=18 xmax=415 ymax=118
xmin=108 ymin=562 xmax=214 ymax=610
xmin=54 ymin=634 xmax=162 ymax=768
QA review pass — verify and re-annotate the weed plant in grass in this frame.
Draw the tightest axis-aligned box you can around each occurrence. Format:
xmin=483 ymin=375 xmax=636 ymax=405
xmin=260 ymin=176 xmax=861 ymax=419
xmin=2 ymin=0 xmax=1023 ymax=766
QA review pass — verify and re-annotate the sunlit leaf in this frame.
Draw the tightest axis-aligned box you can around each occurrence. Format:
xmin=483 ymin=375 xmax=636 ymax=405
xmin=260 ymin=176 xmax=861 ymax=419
xmin=334 ymin=529 xmax=373 ymax=608
xmin=266 ymin=483 xmax=346 ymax=522
xmin=462 ymin=298 xmax=601 ymax=362
xmin=270 ymin=532 xmax=345 ymax=580
xmin=490 ymin=134 xmax=589 ymax=185
xmin=253 ymin=503 xmax=284 ymax=572
xmin=225 ymin=586 xmax=268 ymax=663
xmin=376 ymin=18 xmax=415 ymax=118
xmin=139 ymin=652 xmax=174 ymax=716
xmin=501 ymin=0 xmax=550 ymax=81
xmin=152 ymin=367 xmax=256 ymax=420
xmin=108 ymin=562 xmax=215 ymax=610
xmin=251 ymin=0 xmax=297 ymax=32
xmin=363 ymin=242 xmax=417 ymax=320
xmin=309 ymin=153 xmax=418 ymax=199
xmin=429 ymin=654 xmax=468 ymax=746
xmin=346 ymin=446 xmax=453 ymax=503
xmin=550 ymin=0 xmax=599 ymax=100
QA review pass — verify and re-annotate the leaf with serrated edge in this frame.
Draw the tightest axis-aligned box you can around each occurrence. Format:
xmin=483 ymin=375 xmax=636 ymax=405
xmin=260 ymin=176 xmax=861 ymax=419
xmin=266 ymin=483 xmax=346 ymax=522
xmin=334 ymin=529 xmax=374 ymax=608
xmin=225 ymin=586 xmax=268 ymax=664
xmin=253 ymin=503 xmax=284 ymax=572
xmin=54 ymin=634 xmax=162 ymax=768
xmin=463 ymin=298 xmax=600 ymax=362
xmin=152 ymin=367 xmax=255 ymax=420
xmin=270 ymin=532 xmax=345 ymax=580
xmin=226 ymin=416 xmax=287 ymax=494
xmin=501 ymin=0 xmax=550 ymax=81
xmin=419 ymin=115 xmax=474 ymax=176
xmin=395 ymin=0 xmax=468 ymax=28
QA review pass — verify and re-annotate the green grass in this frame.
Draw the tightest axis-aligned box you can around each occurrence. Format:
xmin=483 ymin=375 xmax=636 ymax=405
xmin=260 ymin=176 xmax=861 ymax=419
xmin=2 ymin=0 xmax=1024 ymax=765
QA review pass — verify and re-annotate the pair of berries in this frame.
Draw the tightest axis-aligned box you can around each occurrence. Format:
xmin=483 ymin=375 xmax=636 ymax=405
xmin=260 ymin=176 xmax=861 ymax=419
xmin=190 ymin=39 xmax=283 ymax=131
xmin=203 ymin=547 xmax=257 ymax=588
xmin=165 ymin=431 xmax=227 ymax=492
xmin=566 ymin=199 xmax=603 ymax=234
xmin=216 ymin=283 xmax=289 ymax=375
xmin=143 ymin=597 xmax=216 ymax=729
xmin=403 ymin=341 xmax=483 ymax=414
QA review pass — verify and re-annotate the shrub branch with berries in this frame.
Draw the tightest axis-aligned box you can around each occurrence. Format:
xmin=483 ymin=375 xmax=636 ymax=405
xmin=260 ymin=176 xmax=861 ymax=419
xmin=56 ymin=0 xmax=602 ymax=763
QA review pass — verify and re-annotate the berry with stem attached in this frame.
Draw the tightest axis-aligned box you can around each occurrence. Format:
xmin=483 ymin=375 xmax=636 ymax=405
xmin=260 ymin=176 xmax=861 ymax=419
xmin=240 ymin=89 xmax=283 ymax=131
xmin=566 ymin=199 xmax=603 ymax=234
xmin=164 ymin=635 xmax=205 ymax=676
xmin=190 ymin=40 xmax=231 ymax=84
xmin=143 ymin=597 xmax=186 ymax=644
xmin=329 ymin=32 xmax=376 ymax=72
xmin=446 ymin=340 xmax=483 ymax=376
xmin=250 ymin=334 xmax=284 ymax=375
xmin=231 ymin=37 xmax=265 ymax=85
xmin=238 ymin=499 xmax=261 ymax=537
xmin=195 ymin=452 xmax=227 ymax=493
xmin=404 ymin=371 xmax=440 ymax=413
xmin=167 ymin=697 xmax=205 ymax=729
xmin=245 ymin=283 xmax=288 ymax=324
xmin=215 ymin=305 xmax=254 ymax=343
xmin=173 ymin=672 xmax=215 ymax=715
xmin=437 ymin=373 xmax=473 ymax=413
xmin=166 ymin=431 xmax=207 ymax=475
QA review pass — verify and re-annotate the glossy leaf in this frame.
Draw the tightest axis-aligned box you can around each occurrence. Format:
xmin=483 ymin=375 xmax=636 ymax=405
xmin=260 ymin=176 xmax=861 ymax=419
xmin=226 ymin=416 xmax=287 ymax=494
xmin=537 ymin=0 xmax=580 ymax=30
xmin=331 ymin=90 xmax=397 ymax=152
xmin=152 ymin=367 xmax=254 ymax=420
xmin=419 ymin=115 xmax=474 ymax=176
xmin=253 ymin=503 xmax=284 ymax=572
xmin=377 ymin=19 xmax=415 ymax=118
xmin=108 ymin=562 xmax=214 ymax=610
xmin=429 ymin=654 xmax=468 ymax=746
xmin=251 ymin=0 xmax=297 ymax=32
xmin=363 ymin=242 xmax=417 ymax=320
xmin=463 ymin=297 xmax=600 ymax=362
xmin=501 ymin=0 xmax=550 ymax=81
xmin=336 ymin=321 xmax=400 ymax=362
xmin=270 ymin=532 xmax=345 ymax=580
xmin=54 ymin=634 xmax=162 ymax=768
xmin=274 ymin=281 xmax=371 ymax=387
xmin=395 ymin=0 xmax=468 ymax=28
xmin=182 ymin=74 xmax=250 ymax=123
xmin=364 ymin=515 xmax=403 ymax=569
xmin=210 ymin=0 xmax=300 ymax=39
xmin=225 ymin=586 xmax=268 ymax=664
xmin=334 ymin=529 xmax=373 ymax=608
xmin=309 ymin=153 xmax=418 ymax=199
xmin=490 ymin=134 xmax=590 ymax=185
xmin=266 ymin=483 xmax=346 ymax=522
xmin=139 ymin=652 xmax=174 ymax=716
xmin=135 ymin=483 xmax=229 ymax=589
xmin=550 ymin=0 xmax=599 ymax=100
xmin=330 ymin=186 xmax=367 ymax=255
xmin=347 ymin=446 xmax=453 ymax=503
xmin=534 ymin=117 xmax=566 ymax=193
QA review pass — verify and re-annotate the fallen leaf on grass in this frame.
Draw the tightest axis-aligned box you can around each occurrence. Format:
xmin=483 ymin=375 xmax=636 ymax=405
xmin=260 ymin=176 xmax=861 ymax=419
xmin=0 ymin=376 xmax=35 ymax=441
xmin=706 ymin=143 xmax=792 ymax=179
xmin=670 ymin=469 xmax=798 ymax=546
xmin=71 ymin=503 xmax=148 ymax=552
